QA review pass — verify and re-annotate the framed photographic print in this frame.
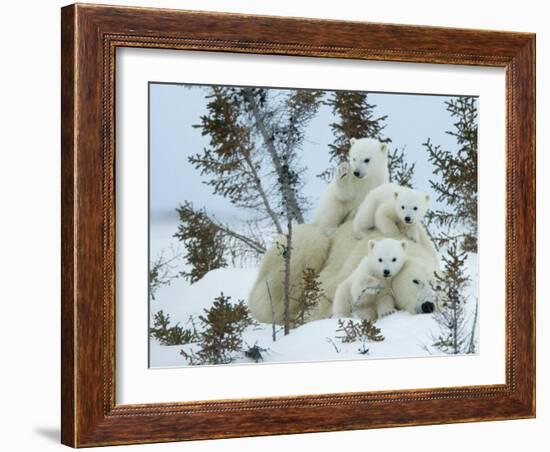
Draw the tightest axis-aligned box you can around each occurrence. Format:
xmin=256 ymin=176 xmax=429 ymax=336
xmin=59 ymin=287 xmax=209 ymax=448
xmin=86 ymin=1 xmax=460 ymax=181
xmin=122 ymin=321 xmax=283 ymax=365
xmin=61 ymin=3 xmax=536 ymax=447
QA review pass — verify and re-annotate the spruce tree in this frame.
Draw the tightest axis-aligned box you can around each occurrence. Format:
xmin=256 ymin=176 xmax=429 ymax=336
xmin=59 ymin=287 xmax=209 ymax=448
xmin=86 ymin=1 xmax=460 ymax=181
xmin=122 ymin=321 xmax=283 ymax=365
xmin=388 ymin=146 xmax=416 ymax=188
xmin=149 ymin=310 xmax=196 ymax=346
xmin=325 ymin=91 xmax=389 ymax=164
xmin=173 ymin=201 xmax=229 ymax=283
xmin=294 ymin=268 xmax=324 ymax=327
xmin=424 ymin=96 xmax=478 ymax=252
xmin=431 ymin=242 xmax=473 ymax=355
xmin=177 ymin=86 xmax=324 ymax=283
xmin=180 ymin=293 xmax=257 ymax=365
xmin=323 ymin=91 xmax=415 ymax=186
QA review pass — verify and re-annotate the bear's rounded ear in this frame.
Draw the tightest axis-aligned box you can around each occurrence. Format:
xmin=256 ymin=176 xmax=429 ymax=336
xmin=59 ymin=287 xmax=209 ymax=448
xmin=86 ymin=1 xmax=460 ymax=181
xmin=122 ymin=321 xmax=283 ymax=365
xmin=350 ymin=137 xmax=357 ymax=146
xmin=394 ymin=191 xmax=399 ymax=199
xmin=380 ymin=143 xmax=388 ymax=153
xmin=400 ymin=240 xmax=408 ymax=251
xmin=368 ymin=240 xmax=376 ymax=251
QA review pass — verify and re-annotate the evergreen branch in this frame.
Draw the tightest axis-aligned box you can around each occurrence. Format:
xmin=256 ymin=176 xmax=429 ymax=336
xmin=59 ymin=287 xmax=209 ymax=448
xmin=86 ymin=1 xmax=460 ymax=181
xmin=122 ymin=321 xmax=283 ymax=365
xmin=180 ymin=294 xmax=258 ymax=365
xmin=423 ymin=96 xmax=478 ymax=252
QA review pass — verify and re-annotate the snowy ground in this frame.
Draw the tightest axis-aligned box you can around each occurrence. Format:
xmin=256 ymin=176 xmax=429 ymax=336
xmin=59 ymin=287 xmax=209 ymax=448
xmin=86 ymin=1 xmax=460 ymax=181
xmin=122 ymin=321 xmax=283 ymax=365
xmin=149 ymin=218 xmax=479 ymax=368
xmin=150 ymin=305 xmax=443 ymax=368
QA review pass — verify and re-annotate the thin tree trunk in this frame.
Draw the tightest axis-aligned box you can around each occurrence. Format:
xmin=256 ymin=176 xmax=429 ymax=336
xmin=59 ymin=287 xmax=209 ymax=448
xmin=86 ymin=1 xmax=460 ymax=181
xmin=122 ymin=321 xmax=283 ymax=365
xmin=240 ymin=151 xmax=283 ymax=234
xmin=243 ymin=88 xmax=304 ymax=224
xmin=283 ymin=219 xmax=292 ymax=336
xmin=265 ymin=280 xmax=277 ymax=342
xmin=452 ymin=293 xmax=458 ymax=354
xmin=468 ymin=298 xmax=479 ymax=354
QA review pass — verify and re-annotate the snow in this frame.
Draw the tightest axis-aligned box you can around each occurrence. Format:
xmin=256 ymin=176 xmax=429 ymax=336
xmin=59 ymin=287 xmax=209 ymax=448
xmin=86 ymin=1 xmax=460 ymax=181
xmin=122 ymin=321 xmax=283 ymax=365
xmin=149 ymin=254 xmax=479 ymax=368
xmin=149 ymin=216 xmax=479 ymax=368
xmin=150 ymin=307 xmax=445 ymax=368
xmin=151 ymin=266 xmax=259 ymax=326
xmin=147 ymin=87 xmax=479 ymax=368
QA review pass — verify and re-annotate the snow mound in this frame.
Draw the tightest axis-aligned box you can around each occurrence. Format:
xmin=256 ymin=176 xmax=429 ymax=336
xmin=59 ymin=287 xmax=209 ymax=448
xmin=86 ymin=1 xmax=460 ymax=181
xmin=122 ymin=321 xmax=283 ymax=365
xmin=150 ymin=260 xmax=478 ymax=368
xmin=151 ymin=267 xmax=258 ymax=325
xmin=150 ymin=308 xmax=444 ymax=368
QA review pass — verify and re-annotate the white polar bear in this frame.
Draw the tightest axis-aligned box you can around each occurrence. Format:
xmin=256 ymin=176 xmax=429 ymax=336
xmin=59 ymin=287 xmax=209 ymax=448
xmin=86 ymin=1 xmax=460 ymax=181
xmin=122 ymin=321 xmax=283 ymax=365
xmin=309 ymin=221 xmax=440 ymax=321
xmin=353 ymin=182 xmax=437 ymax=261
xmin=247 ymin=224 xmax=331 ymax=325
xmin=391 ymin=257 xmax=441 ymax=315
xmin=332 ymin=238 xmax=408 ymax=320
xmin=312 ymin=138 xmax=389 ymax=230
xmin=247 ymin=221 xmax=440 ymax=327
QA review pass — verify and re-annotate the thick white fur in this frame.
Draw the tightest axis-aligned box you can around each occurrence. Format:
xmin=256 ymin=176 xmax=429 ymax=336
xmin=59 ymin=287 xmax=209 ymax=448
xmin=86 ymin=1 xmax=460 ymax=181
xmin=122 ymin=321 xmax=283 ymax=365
xmin=248 ymin=220 xmax=440 ymax=326
xmin=247 ymin=224 xmax=331 ymax=325
xmin=391 ymin=257 xmax=441 ymax=315
xmin=310 ymin=221 xmax=440 ymax=320
xmin=312 ymin=138 xmax=389 ymax=230
xmin=332 ymin=238 xmax=408 ymax=320
xmin=353 ymin=183 xmax=437 ymax=261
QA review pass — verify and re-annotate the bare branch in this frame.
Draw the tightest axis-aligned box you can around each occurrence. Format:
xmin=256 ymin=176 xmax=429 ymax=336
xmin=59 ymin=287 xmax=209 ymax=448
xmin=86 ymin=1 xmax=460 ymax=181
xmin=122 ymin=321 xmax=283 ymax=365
xmin=240 ymin=150 xmax=283 ymax=234
xmin=265 ymin=280 xmax=277 ymax=342
xmin=211 ymin=219 xmax=266 ymax=255
xmin=468 ymin=298 xmax=479 ymax=354
xmin=243 ymin=88 xmax=305 ymax=223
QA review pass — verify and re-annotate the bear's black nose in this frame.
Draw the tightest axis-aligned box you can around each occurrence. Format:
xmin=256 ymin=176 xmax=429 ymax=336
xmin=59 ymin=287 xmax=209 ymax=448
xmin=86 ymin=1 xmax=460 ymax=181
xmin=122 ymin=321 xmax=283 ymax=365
xmin=383 ymin=269 xmax=390 ymax=277
xmin=353 ymin=171 xmax=361 ymax=177
xmin=405 ymin=216 xmax=412 ymax=223
xmin=421 ymin=302 xmax=435 ymax=313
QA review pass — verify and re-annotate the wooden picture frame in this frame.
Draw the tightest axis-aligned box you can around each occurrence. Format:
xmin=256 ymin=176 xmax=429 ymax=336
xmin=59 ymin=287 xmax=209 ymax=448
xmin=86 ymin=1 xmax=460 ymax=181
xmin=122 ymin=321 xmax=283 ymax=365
xmin=61 ymin=3 xmax=535 ymax=447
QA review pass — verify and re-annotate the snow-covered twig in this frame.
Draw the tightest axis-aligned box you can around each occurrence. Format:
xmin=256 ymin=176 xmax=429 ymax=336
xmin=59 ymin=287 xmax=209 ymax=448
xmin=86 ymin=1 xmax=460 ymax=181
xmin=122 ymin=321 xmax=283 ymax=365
xmin=468 ymin=298 xmax=479 ymax=354
xmin=326 ymin=337 xmax=341 ymax=353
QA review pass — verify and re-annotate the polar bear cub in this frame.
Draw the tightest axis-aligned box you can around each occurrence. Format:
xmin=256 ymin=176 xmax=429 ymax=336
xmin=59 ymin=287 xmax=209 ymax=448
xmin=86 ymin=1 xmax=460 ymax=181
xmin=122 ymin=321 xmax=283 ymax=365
xmin=332 ymin=238 xmax=408 ymax=321
xmin=312 ymin=138 xmax=389 ymax=231
xmin=353 ymin=183 xmax=431 ymax=245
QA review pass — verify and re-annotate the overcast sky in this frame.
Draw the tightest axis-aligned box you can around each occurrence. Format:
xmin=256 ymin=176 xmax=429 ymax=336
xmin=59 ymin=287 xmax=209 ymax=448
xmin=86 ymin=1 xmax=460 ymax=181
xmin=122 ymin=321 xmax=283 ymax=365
xmin=149 ymin=83 xmax=470 ymax=230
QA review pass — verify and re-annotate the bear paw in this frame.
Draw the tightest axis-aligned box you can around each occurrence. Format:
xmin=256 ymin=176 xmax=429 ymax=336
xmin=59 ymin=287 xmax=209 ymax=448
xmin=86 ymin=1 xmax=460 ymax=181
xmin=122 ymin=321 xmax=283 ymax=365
xmin=378 ymin=308 xmax=396 ymax=318
xmin=336 ymin=161 xmax=351 ymax=182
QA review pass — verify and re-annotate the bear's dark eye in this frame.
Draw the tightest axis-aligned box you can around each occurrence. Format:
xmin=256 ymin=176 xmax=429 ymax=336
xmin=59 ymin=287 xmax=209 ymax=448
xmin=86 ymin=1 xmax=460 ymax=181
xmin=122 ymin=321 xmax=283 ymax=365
xmin=413 ymin=206 xmax=418 ymax=211
xmin=436 ymin=285 xmax=442 ymax=290
xmin=364 ymin=158 xmax=370 ymax=163
xmin=401 ymin=205 xmax=405 ymax=210
xmin=413 ymin=279 xmax=420 ymax=285
xmin=392 ymin=257 xmax=396 ymax=262
xmin=378 ymin=258 xmax=383 ymax=263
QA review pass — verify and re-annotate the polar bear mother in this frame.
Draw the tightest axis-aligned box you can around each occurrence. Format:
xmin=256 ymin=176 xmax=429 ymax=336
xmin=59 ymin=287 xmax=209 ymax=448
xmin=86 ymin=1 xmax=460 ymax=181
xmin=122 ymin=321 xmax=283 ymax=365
xmin=248 ymin=137 xmax=392 ymax=324
xmin=247 ymin=136 xmax=440 ymax=326
xmin=247 ymin=221 xmax=440 ymax=325
xmin=312 ymin=137 xmax=389 ymax=230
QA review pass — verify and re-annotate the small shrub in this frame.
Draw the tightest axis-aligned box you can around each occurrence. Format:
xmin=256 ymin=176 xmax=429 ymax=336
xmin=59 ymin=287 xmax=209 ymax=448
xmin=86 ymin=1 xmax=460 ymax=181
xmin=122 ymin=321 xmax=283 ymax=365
xmin=294 ymin=268 xmax=324 ymax=327
xmin=335 ymin=319 xmax=384 ymax=355
xmin=181 ymin=293 xmax=257 ymax=365
xmin=244 ymin=343 xmax=268 ymax=363
xmin=431 ymin=242 xmax=474 ymax=355
xmin=149 ymin=310 xmax=196 ymax=346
